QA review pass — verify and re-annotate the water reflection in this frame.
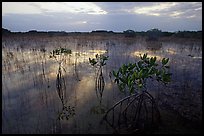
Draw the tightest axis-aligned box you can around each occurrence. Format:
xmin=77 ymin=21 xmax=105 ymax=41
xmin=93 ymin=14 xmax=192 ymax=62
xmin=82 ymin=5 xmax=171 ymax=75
xmin=145 ymin=41 xmax=162 ymax=51
xmin=165 ymin=48 xmax=177 ymax=55
xmin=130 ymin=50 xmax=163 ymax=60
xmin=2 ymin=36 xmax=202 ymax=134
xmin=56 ymin=65 xmax=75 ymax=121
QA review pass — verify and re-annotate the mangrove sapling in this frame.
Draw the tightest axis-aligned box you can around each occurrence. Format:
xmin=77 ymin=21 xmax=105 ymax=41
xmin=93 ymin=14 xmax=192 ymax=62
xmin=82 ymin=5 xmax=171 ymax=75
xmin=106 ymin=53 xmax=172 ymax=132
xmin=50 ymin=47 xmax=75 ymax=120
xmin=112 ymin=53 xmax=171 ymax=95
xmin=89 ymin=54 xmax=109 ymax=114
xmin=89 ymin=54 xmax=109 ymax=104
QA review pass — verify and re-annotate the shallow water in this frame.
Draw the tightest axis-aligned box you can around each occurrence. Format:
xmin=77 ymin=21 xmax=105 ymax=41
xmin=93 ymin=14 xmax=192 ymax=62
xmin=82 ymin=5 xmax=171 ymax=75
xmin=2 ymin=35 xmax=202 ymax=134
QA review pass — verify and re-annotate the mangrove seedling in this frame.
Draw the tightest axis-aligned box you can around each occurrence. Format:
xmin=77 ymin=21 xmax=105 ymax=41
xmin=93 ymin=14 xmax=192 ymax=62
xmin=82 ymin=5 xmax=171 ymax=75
xmin=112 ymin=53 xmax=172 ymax=95
xmin=50 ymin=47 xmax=75 ymax=120
xmin=103 ymin=53 xmax=172 ymax=132
xmin=50 ymin=47 xmax=72 ymax=67
xmin=89 ymin=54 xmax=109 ymax=105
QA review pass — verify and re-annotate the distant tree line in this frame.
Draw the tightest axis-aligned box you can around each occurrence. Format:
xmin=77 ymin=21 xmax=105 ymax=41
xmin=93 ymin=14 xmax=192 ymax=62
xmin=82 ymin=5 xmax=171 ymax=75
xmin=123 ymin=28 xmax=202 ymax=39
xmin=172 ymin=30 xmax=202 ymax=39
xmin=2 ymin=28 xmax=11 ymax=35
xmin=2 ymin=28 xmax=202 ymax=39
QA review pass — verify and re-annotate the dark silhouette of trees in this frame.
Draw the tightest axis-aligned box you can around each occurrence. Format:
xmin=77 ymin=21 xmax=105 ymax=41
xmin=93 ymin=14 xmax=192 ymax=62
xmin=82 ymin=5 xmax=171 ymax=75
xmin=123 ymin=29 xmax=136 ymax=37
xmin=146 ymin=28 xmax=162 ymax=41
xmin=2 ymin=28 xmax=11 ymax=35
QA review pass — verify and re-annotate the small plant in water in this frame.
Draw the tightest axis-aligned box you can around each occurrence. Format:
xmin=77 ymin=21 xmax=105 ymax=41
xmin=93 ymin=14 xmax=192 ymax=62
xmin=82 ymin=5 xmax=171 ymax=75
xmin=112 ymin=53 xmax=171 ymax=95
xmin=89 ymin=54 xmax=109 ymax=113
xmin=50 ymin=47 xmax=72 ymax=66
xmin=50 ymin=47 xmax=75 ymax=120
xmin=89 ymin=54 xmax=109 ymax=68
xmin=103 ymin=53 xmax=172 ymax=133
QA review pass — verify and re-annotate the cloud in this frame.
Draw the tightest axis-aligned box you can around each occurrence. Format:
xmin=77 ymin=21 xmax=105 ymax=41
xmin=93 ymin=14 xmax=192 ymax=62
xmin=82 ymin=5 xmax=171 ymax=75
xmin=2 ymin=2 xmax=42 ymax=15
xmin=2 ymin=2 xmax=202 ymax=32
xmin=133 ymin=2 xmax=177 ymax=16
xmin=170 ymin=11 xmax=184 ymax=18
xmin=93 ymin=2 xmax=202 ymax=19
xmin=130 ymin=2 xmax=202 ymax=19
xmin=2 ymin=2 xmax=108 ymax=16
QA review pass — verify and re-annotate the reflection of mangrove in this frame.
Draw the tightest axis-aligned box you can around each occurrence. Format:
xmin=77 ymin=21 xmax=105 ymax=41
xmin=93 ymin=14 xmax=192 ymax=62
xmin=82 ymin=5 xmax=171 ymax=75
xmin=90 ymin=65 xmax=106 ymax=114
xmin=56 ymin=65 xmax=75 ymax=120
xmin=104 ymin=54 xmax=171 ymax=133
xmin=49 ymin=47 xmax=76 ymax=121
xmin=95 ymin=66 xmax=105 ymax=104
xmin=103 ymin=90 xmax=160 ymax=134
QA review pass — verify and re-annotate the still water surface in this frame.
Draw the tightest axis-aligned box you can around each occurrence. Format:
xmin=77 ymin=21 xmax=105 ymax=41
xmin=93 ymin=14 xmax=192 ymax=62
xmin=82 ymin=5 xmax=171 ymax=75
xmin=2 ymin=36 xmax=202 ymax=133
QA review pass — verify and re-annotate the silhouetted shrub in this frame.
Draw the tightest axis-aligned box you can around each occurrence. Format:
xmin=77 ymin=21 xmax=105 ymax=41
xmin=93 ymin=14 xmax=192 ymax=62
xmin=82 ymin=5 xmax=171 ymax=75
xmin=146 ymin=28 xmax=162 ymax=41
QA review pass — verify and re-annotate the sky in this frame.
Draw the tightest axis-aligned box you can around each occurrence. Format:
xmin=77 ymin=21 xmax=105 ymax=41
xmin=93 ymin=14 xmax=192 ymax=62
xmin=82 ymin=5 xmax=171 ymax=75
xmin=2 ymin=2 xmax=202 ymax=32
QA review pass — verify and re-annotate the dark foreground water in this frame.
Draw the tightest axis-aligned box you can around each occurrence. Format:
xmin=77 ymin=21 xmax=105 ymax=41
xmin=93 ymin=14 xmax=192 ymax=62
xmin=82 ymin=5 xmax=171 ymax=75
xmin=2 ymin=35 xmax=202 ymax=134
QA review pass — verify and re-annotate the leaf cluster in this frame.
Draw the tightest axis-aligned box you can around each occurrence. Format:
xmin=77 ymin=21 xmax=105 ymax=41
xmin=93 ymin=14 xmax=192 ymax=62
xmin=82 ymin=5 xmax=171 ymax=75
xmin=50 ymin=47 xmax=72 ymax=58
xmin=89 ymin=54 xmax=109 ymax=67
xmin=113 ymin=53 xmax=172 ymax=95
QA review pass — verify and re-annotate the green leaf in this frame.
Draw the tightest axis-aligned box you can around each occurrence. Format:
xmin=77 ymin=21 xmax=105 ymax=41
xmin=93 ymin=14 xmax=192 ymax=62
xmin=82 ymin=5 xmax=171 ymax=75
xmin=127 ymin=76 xmax=133 ymax=87
xmin=153 ymin=56 xmax=157 ymax=63
xmin=150 ymin=57 xmax=154 ymax=64
xmin=162 ymin=58 xmax=169 ymax=65
xmin=128 ymin=63 xmax=136 ymax=71
xmin=148 ymin=66 xmax=153 ymax=74
xmin=143 ymin=53 xmax=147 ymax=59
xmin=112 ymin=53 xmax=171 ymax=95
xmin=127 ymin=79 xmax=131 ymax=87
xmin=103 ymin=56 xmax=109 ymax=61
xmin=162 ymin=58 xmax=165 ymax=65
xmin=133 ymin=71 xmax=138 ymax=79
xmin=121 ymin=64 xmax=127 ymax=75
xmin=166 ymin=58 xmax=169 ymax=64
xmin=89 ymin=58 xmax=97 ymax=66
xmin=139 ymin=54 xmax=143 ymax=60
xmin=113 ymin=70 xmax=117 ymax=77
xmin=138 ymin=69 xmax=143 ymax=78
xmin=162 ymin=73 xmax=171 ymax=83
xmin=150 ymin=56 xmax=156 ymax=65
xmin=138 ymin=82 xmax=143 ymax=88
xmin=119 ymin=77 xmax=126 ymax=83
